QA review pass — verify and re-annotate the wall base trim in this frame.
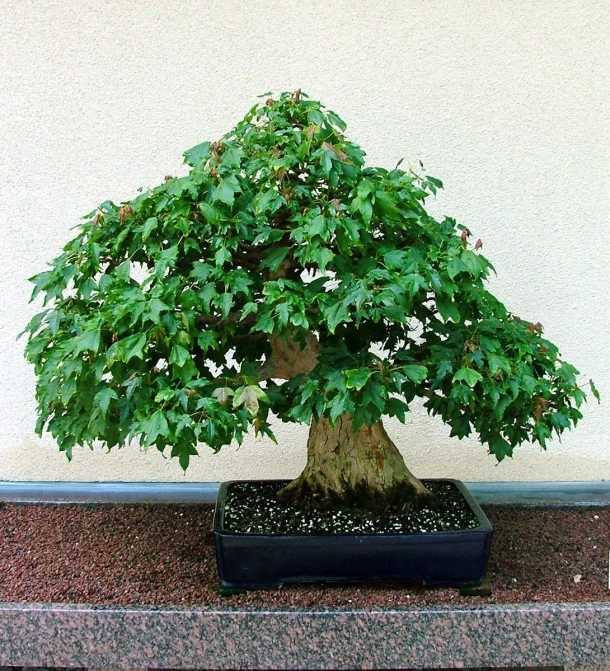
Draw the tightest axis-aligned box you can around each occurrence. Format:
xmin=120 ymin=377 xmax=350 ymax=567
xmin=0 ymin=480 xmax=609 ymax=505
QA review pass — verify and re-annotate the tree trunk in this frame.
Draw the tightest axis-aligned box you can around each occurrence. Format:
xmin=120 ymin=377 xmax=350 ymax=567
xmin=257 ymin=331 xmax=432 ymax=510
xmin=278 ymin=414 xmax=433 ymax=510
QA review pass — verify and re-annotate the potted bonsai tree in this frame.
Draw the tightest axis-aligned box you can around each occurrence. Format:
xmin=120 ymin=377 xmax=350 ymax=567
xmin=23 ymin=90 xmax=595 ymax=588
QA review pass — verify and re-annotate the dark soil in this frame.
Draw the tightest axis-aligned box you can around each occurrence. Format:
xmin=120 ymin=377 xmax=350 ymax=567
xmin=0 ymin=501 xmax=608 ymax=608
xmin=222 ymin=480 xmax=479 ymax=534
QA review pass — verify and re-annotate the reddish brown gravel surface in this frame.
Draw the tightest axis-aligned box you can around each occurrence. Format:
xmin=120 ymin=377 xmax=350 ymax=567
xmin=0 ymin=503 xmax=608 ymax=608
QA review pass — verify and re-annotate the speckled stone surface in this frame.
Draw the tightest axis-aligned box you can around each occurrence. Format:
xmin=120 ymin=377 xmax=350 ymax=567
xmin=0 ymin=602 xmax=609 ymax=670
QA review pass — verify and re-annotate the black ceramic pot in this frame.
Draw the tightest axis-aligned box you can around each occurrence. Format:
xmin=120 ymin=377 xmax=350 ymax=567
xmin=213 ymin=478 xmax=493 ymax=589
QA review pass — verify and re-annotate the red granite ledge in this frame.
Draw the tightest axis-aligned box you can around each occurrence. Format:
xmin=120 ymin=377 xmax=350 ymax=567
xmin=1 ymin=602 xmax=610 ymax=670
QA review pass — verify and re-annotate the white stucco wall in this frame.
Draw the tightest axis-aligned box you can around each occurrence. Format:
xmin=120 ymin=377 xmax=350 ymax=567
xmin=1 ymin=0 xmax=608 ymax=483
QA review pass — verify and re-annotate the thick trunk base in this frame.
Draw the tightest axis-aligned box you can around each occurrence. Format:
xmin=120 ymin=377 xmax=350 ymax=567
xmin=278 ymin=414 xmax=434 ymax=512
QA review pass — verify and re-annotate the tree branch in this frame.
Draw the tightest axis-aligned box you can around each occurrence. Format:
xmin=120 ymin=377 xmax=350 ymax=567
xmin=195 ymin=311 xmax=258 ymax=329
xmin=257 ymin=331 xmax=321 ymax=381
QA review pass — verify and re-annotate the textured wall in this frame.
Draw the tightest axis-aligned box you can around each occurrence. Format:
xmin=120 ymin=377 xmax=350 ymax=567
xmin=1 ymin=0 xmax=608 ymax=482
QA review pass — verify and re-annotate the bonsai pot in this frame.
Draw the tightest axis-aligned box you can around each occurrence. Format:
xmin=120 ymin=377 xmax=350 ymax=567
xmin=213 ymin=478 xmax=493 ymax=589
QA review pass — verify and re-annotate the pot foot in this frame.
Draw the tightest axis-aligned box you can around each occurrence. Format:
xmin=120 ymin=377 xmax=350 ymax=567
xmin=458 ymin=577 xmax=492 ymax=597
xmin=216 ymin=581 xmax=284 ymax=594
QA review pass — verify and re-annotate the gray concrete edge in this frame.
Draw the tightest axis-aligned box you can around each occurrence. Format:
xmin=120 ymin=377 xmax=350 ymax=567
xmin=1 ymin=479 xmax=610 ymax=504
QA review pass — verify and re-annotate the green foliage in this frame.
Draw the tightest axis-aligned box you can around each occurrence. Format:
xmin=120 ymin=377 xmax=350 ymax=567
xmin=22 ymin=91 xmax=591 ymax=468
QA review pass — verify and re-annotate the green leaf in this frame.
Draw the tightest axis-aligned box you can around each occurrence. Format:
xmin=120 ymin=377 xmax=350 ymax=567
xmin=290 ymin=312 xmax=309 ymax=329
xmin=452 ymin=368 xmax=483 ymax=387
xmin=169 ymin=344 xmax=190 ymax=368
xmin=190 ymin=262 xmax=214 ymax=282
xmin=28 ymin=271 xmax=52 ymax=301
xmin=254 ymin=189 xmax=282 ymax=215
xmin=489 ymin=435 xmax=513 ymax=462
xmin=261 ymin=246 xmax=290 ymax=273
xmin=425 ymin=175 xmax=443 ymax=189
xmin=94 ymin=388 xmax=118 ymax=415
xmin=329 ymin=392 xmax=348 ymax=423
xmin=590 ymin=379 xmax=601 ymax=403
xmin=255 ymin=310 xmax=275 ymax=333
xmin=385 ymin=306 xmax=407 ymax=323
xmin=312 ymin=247 xmax=334 ymax=272
xmin=117 ymin=333 xmax=147 ymax=362
xmin=114 ymin=260 xmax=131 ymax=282
xmin=557 ymin=362 xmax=580 ymax=385
xmin=276 ymin=302 xmax=289 ymax=327
xmin=402 ymin=365 xmax=428 ymax=384
xmin=198 ymin=331 xmax=217 ymax=351
xmin=178 ymin=445 xmax=198 ymax=471
xmin=147 ymin=298 xmax=169 ymax=324
xmin=199 ymin=283 xmax=218 ymax=308
xmin=80 ymin=278 xmax=97 ymax=300
xmin=142 ymin=410 xmax=170 ymax=444
xmin=221 ymin=146 xmax=244 ymax=169
xmin=494 ymin=395 xmax=512 ymax=420
xmin=341 ymin=217 xmax=361 ymax=242
xmin=72 ymin=328 xmax=101 ymax=356
xmin=550 ymin=410 xmax=571 ymax=431
xmin=435 ymin=294 xmax=460 ymax=322
xmin=142 ymin=217 xmax=158 ymax=241
xmin=214 ymin=247 xmax=232 ymax=267
xmin=447 ymin=256 xmax=467 ymax=280
xmin=362 ymin=380 xmax=385 ymax=411
xmin=154 ymin=388 xmax=175 ymax=403
xmin=300 ymin=379 xmax=319 ymax=403
xmin=460 ymin=249 xmax=486 ymax=277
xmin=48 ymin=310 xmax=63 ymax=335
xmin=374 ymin=191 xmax=401 ymax=220
xmin=198 ymin=201 xmax=224 ymax=225
xmin=325 ymin=302 xmax=351 ymax=333
xmin=156 ymin=245 xmax=179 ymax=275
xmin=488 ymin=354 xmax=511 ymax=376
xmin=436 ymin=361 xmax=453 ymax=380
xmin=327 ymin=110 xmax=347 ymax=131
xmin=213 ymin=178 xmax=240 ymax=206
xmin=404 ymin=273 xmax=428 ymax=298
xmin=345 ymin=368 xmax=373 ymax=390
xmin=18 ymin=309 xmax=49 ymax=338
xmin=357 ymin=197 xmax=373 ymax=224
xmin=309 ymin=215 xmax=327 ymax=238
xmin=387 ymin=397 xmax=409 ymax=422
xmin=183 ymin=141 xmax=211 ymax=166
xmin=240 ymin=302 xmax=259 ymax=321
xmin=383 ymin=250 xmax=406 ymax=269
xmin=217 ymin=292 xmax=233 ymax=318
xmin=320 ymin=149 xmax=333 ymax=176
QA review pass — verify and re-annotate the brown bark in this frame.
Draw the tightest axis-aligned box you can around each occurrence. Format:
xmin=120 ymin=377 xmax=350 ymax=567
xmin=257 ymin=331 xmax=321 ymax=381
xmin=258 ymin=331 xmax=432 ymax=509
xmin=277 ymin=414 xmax=433 ymax=510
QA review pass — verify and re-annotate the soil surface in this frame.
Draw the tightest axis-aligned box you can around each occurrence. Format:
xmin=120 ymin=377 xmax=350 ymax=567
xmin=0 ymin=502 xmax=608 ymax=608
xmin=223 ymin=480 xmax=479 ymax=534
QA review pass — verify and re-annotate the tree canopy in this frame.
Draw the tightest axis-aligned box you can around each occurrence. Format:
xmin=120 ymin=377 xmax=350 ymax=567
xmin=23 ymin=91 xmax=595 ymax=470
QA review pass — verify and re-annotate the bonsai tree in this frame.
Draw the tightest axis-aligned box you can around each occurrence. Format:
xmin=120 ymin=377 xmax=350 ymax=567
xmin=23 ymin=91 xmax=596 ymax=510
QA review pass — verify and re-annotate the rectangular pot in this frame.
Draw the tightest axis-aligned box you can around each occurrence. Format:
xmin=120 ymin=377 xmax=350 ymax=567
xmin=213 ymin=479 xmax=493 ymax=589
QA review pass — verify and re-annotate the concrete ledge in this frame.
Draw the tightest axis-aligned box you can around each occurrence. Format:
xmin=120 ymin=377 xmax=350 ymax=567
xmin=0 ymin=602 xmax=609 ymax=669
